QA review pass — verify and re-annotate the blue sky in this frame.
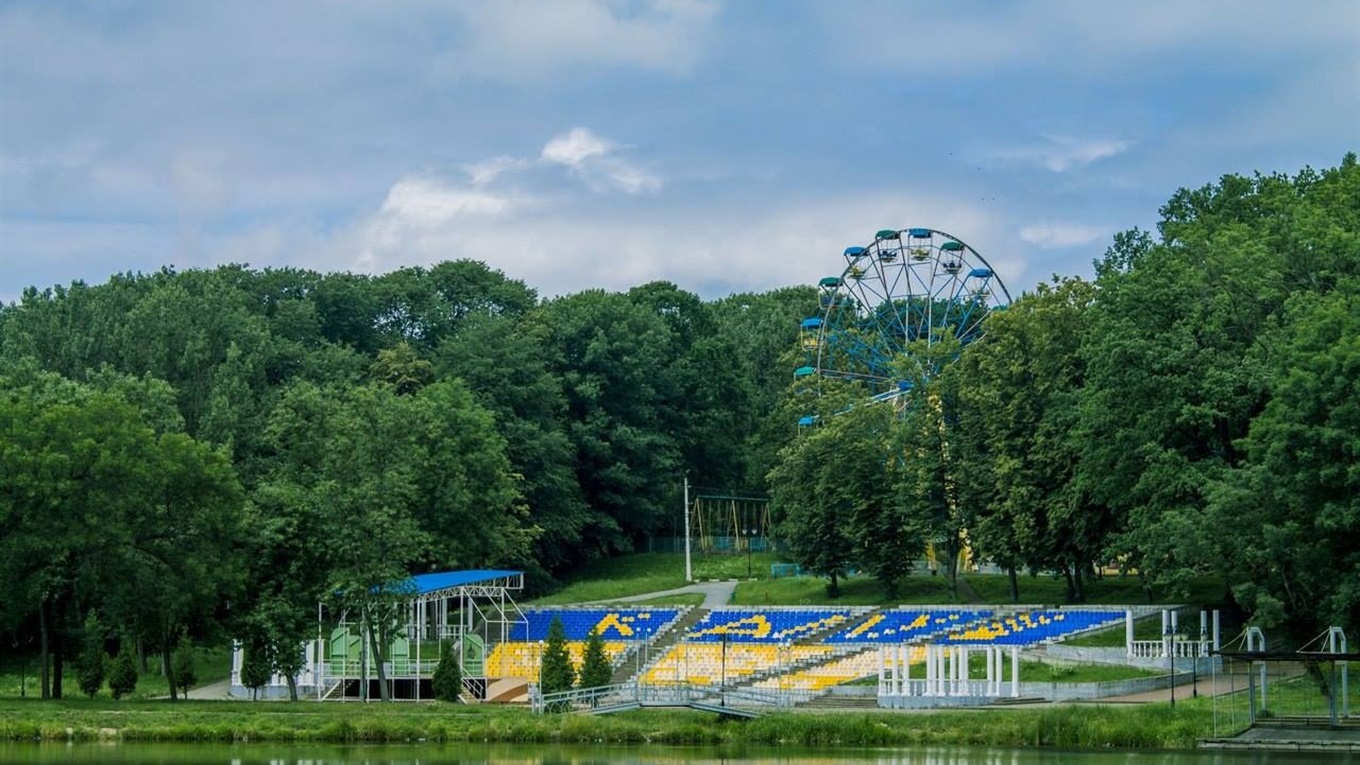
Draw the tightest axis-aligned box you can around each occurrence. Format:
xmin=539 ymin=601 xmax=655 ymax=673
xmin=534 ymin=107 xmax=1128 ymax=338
xmin=1 ymin=1 xmax=1357 ymax=304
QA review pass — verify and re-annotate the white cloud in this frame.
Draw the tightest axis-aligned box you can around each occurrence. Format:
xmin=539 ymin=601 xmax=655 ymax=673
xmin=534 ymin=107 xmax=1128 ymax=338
xmin=541 ymin=128 xmax=613 ymax=169
xmin=348 ymin=174 xmax=519 ymax=272
xmin=540 ymin=127 xmax=663 ymax=195
xmin=334 ymin=160 xmax=1023 ymax=304
xmin=381 ymin=176 xmax=510 ymax=224
xmin=999 ymin=136 xmax=1131 ymax=173
xmin=442 ymin=0 xmax=720 ymax=81
xmin=464 ymin=155 xmax=527 ymax=186
xmin=820 ymin=0 xmax=1359 ymax=75
xmin=1019 ymin=222 xmax=1110 ymax=249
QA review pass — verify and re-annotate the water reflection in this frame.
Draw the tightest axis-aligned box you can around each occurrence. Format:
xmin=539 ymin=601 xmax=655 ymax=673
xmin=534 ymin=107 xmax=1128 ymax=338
xmin=0 ymin=743 xmax=1350 ymax=765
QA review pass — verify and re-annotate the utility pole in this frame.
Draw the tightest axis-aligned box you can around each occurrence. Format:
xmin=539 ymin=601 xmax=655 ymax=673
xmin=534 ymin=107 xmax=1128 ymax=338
xmin=683 ymin=473 xmax=692 ymax=583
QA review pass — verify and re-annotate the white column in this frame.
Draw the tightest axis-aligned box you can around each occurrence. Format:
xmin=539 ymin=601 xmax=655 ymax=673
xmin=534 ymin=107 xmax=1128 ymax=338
xmin=1010 ymin=646 xmax=1020 ymax=698
xmin=1212 ymin=610 xmax=1221 ymax=651
xmin=901 ymin=645 xmax=909 ymax=695
xmin=925 ymin=646 xmax=935 ymax=695
xmin=1125 ymin=609 xmax=1135 ymax=656
xmin=954 ymin=647 xmax=964 ymax=695
xmin=878 ymin=646 xmax=886 ymax=695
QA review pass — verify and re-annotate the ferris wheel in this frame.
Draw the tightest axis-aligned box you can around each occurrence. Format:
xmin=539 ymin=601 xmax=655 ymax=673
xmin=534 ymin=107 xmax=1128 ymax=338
xmin=795 ymin=227 xmax=1010 ymax=418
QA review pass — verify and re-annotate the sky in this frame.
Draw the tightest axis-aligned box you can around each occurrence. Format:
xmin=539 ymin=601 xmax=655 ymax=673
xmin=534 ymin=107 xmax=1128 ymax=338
xmin=1 ymin=0 xmax=1357 ymax=305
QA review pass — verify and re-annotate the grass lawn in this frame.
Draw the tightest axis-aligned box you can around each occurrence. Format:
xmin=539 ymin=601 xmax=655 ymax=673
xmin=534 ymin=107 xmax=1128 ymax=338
xmin=733 ymin=573 xmax=967 ymax=607
xmin=963 ymin=573 xmax=1227 ymax=607
xmin=1063 ymin=615 xmax=1172 ymax=647
xmin=528 ymin=552 xmax=787 ymax=605
xmin=0 ymin=645 xmax=232 ymax=701
xmin=528 ymin=552 xmax=1229 ymax=611
xmin=0 ymin=696 xmax=1223 ymax=749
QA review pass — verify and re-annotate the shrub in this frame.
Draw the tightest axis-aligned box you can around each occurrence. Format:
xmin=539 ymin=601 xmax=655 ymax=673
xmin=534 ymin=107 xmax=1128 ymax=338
xmin=171 ymin=633 xmax=197 ymax=697
xmin=108 ymin=642 xmax=139 ymax=699
xmin=76 ymin=611 xmax=106 ymax=699
xmin=539 ymin=616 xmax=576 ymax=701
xmin=431 ymin=641 xmax=462 ymax=702
xmin=578 ymin=627 xmax=612 ymax=690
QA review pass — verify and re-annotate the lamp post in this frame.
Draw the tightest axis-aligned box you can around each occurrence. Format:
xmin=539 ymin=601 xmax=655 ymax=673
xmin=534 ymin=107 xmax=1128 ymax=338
xmin=1193 ymin=626 xmax=1206 ymax=699
xmin=720 ymin=632 xmax=729 ymax=707
xmin=745 ymin=529 xmax=755 ymax=579
xmin=1166 ymin=624 xmax=1176 ymax=709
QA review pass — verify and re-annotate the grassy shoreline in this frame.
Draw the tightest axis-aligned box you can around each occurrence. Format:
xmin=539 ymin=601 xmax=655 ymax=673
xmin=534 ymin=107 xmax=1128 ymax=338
xmin=0 ymin=698 xmax=1218 ymax=749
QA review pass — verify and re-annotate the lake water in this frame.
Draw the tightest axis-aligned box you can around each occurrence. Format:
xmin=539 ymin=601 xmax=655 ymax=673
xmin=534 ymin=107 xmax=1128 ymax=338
xmin=0 ymin=743 xmax=1350 ymax=765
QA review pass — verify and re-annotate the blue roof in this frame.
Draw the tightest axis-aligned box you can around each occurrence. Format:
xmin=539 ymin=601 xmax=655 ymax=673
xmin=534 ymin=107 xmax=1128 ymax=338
xmin=406 ymin=569 xmax=523 ymax=595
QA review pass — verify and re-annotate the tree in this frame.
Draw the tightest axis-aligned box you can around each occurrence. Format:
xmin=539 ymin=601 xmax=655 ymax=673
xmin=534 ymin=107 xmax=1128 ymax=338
xmin=577 ymin=627 xmax=613 ymax=691
xmin=108 ymin=641 xmax=138 ymax=700
xmin=529 ymin=291 xmax=682 ymax=554
xmin=431 ymin=641 xmax=463 ymax=702
xmin=76 ymin=611 xmax=106 ymax=699
xmin=1077 ymin=156 xmax=1359 ymax=608
xmin=171 ymin=633 xmax=197 ymax=698
xmin=0 ymin=365 xmax=244 ymax=700
xmin=767 ymin=395 xmax=859 ymax=598
xmin=240 ymin=638 xmax=272 ymax=701
xmin=951 ymin=278 xmax=1107 ymax=603
xmin=538 ymin=616 xmax=576 ymax=701
xmin=434 ymin=313 xmax=589 ymax=580
xmin=1207 ymin=282 xmax=1360 ymax=638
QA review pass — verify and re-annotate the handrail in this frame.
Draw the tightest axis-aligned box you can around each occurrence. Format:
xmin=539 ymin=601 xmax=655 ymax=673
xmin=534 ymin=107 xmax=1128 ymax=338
xmin=531 ymin=681 xmax=802 ymax=714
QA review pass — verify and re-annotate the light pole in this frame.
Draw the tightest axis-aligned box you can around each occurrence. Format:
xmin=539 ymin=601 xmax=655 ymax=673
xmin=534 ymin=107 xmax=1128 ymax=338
xmin=745 ymin=528 xmax=754 ymax=579
xmin=1193 ymin=625 xmax=1206 ymax=699
xmin=720 ymin=632 xmax=729 ymax=707
xmin=1166 ymin=624 xmax=1176 ymax=709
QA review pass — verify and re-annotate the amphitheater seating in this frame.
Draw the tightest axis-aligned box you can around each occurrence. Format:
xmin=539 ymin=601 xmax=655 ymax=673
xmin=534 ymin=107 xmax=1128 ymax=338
xmin=686 ymin=608 xmax=858 ymax=643
xmin=750 ymin=646 xmax=902 ymax=692
xmin=641 ymin=643 xmax=834 ymax=686
xmin=484 ymin=639 xmax=628 ymax=681
xmin=827 ymin=609 xmax=992 ymax=644
xmin=508 ymin=608 xmax=682 ymax=642
xmin=943 ymin=609 xmax=1123 ymax=646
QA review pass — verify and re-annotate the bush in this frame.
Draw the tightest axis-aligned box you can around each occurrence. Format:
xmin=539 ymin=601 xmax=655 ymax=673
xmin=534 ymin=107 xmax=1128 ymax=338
xmin=171 ymin=634 xmax=197 ymax=697
xmin=539 ymin=616 xmax=576 ymax=699
xmin=240 ymin=639 xmax=273 ymax=701
xmin=578 ymin=627 xmax=612 ymax=690
xmin=108 ymin=643 xmax=139 ymax=699
xmin=76 ymin=611 xmax=106 ymax=699
xmin=431 ymin=641 xmax=462 ymax=702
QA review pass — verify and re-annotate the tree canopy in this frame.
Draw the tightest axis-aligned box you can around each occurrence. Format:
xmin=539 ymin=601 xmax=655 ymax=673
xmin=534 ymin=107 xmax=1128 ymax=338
xmin=1 ymin=154 xmax=1355 ymax=697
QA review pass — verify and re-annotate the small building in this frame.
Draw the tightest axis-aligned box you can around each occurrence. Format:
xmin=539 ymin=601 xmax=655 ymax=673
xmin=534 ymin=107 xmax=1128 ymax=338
xmin=231 ymin=569 xmax=525 ymax=701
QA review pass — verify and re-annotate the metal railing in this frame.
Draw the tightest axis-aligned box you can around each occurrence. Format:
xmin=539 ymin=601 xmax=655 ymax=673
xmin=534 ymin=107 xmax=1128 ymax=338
xmin=1129 ymin=639 xmax=1211 ymax=659
xmin=530 ymin=681 xmax=801 ymax=714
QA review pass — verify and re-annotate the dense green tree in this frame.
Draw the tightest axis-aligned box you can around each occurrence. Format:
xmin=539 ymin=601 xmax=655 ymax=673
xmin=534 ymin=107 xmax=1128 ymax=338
xmin=1207 ymin=281 xmax=1360 ymax=636
xmin=0 ymin=364 xmax=243 ymax=699
xmin=951 ymin=278 xmax=1105 ymax=602
xmin=369 ymin=341 xmax=434 ymax=393
xmin=539 ymin=616 xmax=576 ymax=701
xmin=712 ymin=287 xmax=820 ymax=491
xmin=530 ymin=291 xmax=682 ymax=553
xmin=239 ymin=637 xmax=273 ymax=701
xmin=767 ymin=389 xmax=863 ymax=598
xmin=76 ymin=611 xmax=106 ymax=699
xmin=431 ymin=641 xmax=463 ymax=702
xmin=435 ymin=313 xmax=590 ymax=579
xmin=577 ymin=627 xmax=613 ymax=690
xmin=171 ymin=633 xmax=197 ymax=698
xmin=1078 ymin=156 xmax=1359 ymax=612
xmin=107 ymin=641 xmax=138 ymax=700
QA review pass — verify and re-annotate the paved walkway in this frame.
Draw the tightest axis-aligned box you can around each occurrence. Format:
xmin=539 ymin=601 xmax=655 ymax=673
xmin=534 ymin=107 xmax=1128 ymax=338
xmin=584 ymin=579 xmax=738 ymax=609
